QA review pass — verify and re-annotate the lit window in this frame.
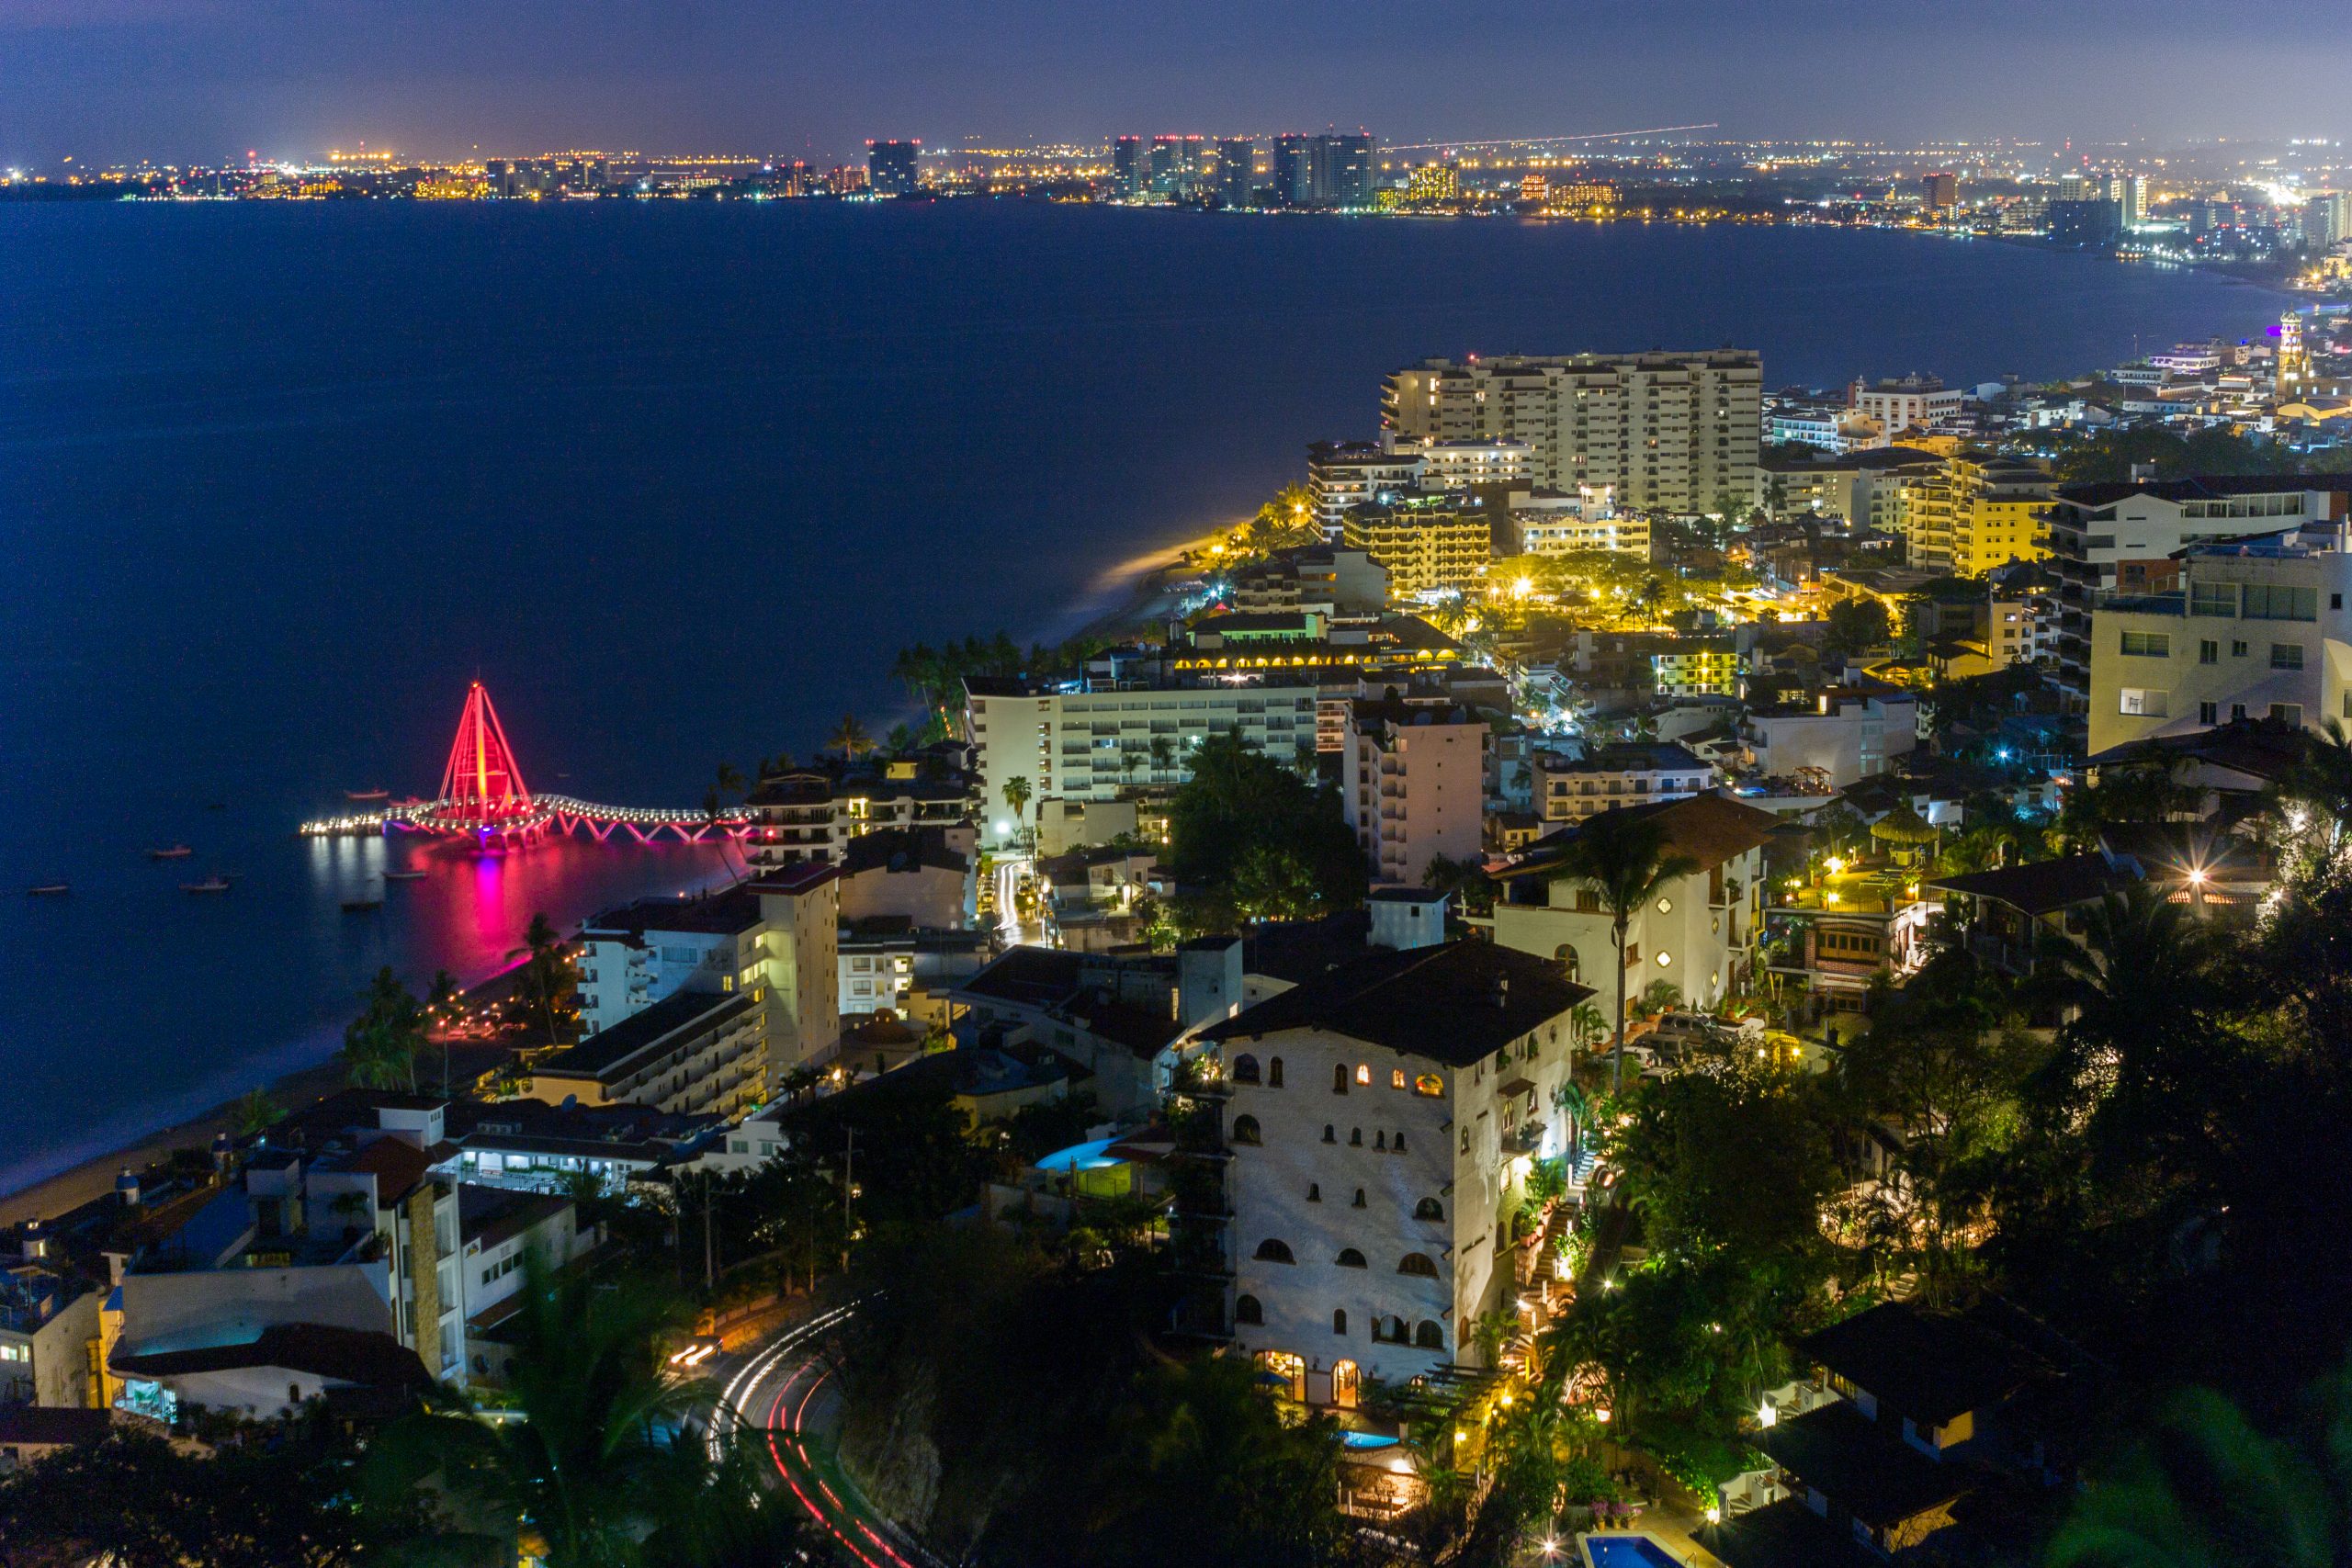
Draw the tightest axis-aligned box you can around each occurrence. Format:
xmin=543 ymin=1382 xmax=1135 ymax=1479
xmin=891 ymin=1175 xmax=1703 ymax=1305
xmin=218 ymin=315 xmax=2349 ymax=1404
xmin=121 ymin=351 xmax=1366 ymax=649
xmin=1390 ymin=1068 xmax=1407 ymax=1090
xmin=1355 ymin=1064 xmax=1372 ymax=1087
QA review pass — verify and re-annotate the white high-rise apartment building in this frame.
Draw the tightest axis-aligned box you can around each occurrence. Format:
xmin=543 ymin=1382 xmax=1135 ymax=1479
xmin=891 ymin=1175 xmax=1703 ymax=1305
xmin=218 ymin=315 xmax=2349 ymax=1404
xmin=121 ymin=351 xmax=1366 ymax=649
xmin=1382 ymin=351 xmax=1762 ymax=515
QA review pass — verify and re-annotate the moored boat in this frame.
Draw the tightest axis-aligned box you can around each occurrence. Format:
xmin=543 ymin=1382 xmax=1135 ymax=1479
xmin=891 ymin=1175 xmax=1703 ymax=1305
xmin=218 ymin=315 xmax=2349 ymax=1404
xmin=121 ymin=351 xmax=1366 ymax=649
xmin=381 ymin=869 xmax=427 ymax=882
xmin=148 ymin=844 xmax=194 ymax=860
xmin=345 ymin=788 xmax=390 ymax=802
xmin=182 ymin=876 xmax=231 ymax=894
xmin=27 ymin=884 xmax=69 ymax=897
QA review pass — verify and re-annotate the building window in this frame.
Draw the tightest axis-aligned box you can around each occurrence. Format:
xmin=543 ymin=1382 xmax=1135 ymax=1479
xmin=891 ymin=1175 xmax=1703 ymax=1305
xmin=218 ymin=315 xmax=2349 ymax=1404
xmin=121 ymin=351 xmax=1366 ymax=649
xmin=1253 ymin=1239 xmax=1296 ymax=1264
xmin=1373 ymin=1315 xmax=1408 ymax=1344
xmin=1350 ymin=1127 xmax=1363 ymax=1146
xmin=1415 ymin=1198 xmax=1443 ymax=1221
xmin=2199 ymin=640 xmax=2219 ymax=665
xmin=2120 ymin=631 xmax=2169 ymax=658
xmin=1332 ymin=1064 xmax=1349 ymax=1094
xmin=1355 ymin=1064 xmax=1372 ymax=1087
xmin=1390 ymin=1068 xmax=1407 ymax=1090
xmin=1414 ymin=1073 xmax=1444 ymax=1098
xmin=1231 ymin=1054 xmax=1260 ymax=1085
xmin=1394 ymin=1131 xmax=1408 ymax=1152
xmin=2272 ymin=705 xmax=2304 ymax=728
xmin=1415 ymin=1321 xmax=1446 ymax=1350
xmin=2119 ymin=688 xmax=2168 ymax=717
xmin=2190 ymin=581 xmax=2237 ymax=617
xmin=1337 ymin=1248 xmax=1368 ymax=1269
xmin=1323 ymin=1124 xmax=1337 ymax=1144
xmin=1306 ymin=1183 xmax=1321 ymax=1202
xmin=1333 ymin=1309 xmax=1349 ymax=1336
xmin=1268 ymin=1057 xmax=1284 ymax=1088
xmin=2200 ymin=702 xmax=2219 ymax=726
xmin=2233 ymin=640 xmax=2249 ymax=657
xmin=1398 ymin=1253 xmax=1441 ymax=1278
xmin=1235 ymin=1294 xmax=1263 ymax=1325
xmin=2246 ymin=584 xmax=2319 ymax=622
xmin=2272 ymin=643 xmax=2306 ymax=671
xmin=1351 ymin=1188 xmax=1367 ymax=1208
xmin=1230 ymin=1115 xmax=1261 ymax=1145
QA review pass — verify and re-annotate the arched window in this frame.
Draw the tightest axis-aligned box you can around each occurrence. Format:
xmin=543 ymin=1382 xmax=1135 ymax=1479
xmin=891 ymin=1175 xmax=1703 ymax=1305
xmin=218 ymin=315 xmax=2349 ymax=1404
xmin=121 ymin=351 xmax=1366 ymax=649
xmin=1332 ymin=1309 xmax=1349 ymax=1336
xmin=1230 ymin=1114 xmax=1261 ymax=1145
xmin=1350 ymin=1127 xmax=1363 ymax=1146
xmin=1352 ymin=1188 xmax=1367 ymax=1208
xmin=1414 ymin=1198 xmax=1443 ymax=1221
xmin=1306 ymin=1183 xmax=1321 ymax=1202
xmin=1415 ymin=1320 xmax=1445 ymax=1350
xmin=1395 ymin=1131 xmax=1408 ymax=1153
xmin=1374 ymin=1130 xmax=1386 ymax=1150
xmin=1555 ymin=943 xmax=1581 ymax=982
xmin=1335 ymin=1248 xmax=1368 ymax=1269
xmin=1322 ymin=1123 xmax=1337 ymax=1144
xmin=1333 ymin=1063 xmax=1350 ymax=1094
xmin=1397 ymin=1253 xmax=1440 ymax=1278
xmin=1231 ymin=1054 xmax=1261 ymax=1085
xmin=1268 ymin=1057 xmax=1284 ymax=1088
xmin=1391 ymin=1068 xmax=1407 ymax=1090
xmin=1235 ymin=1294 xmax=1263 ymax=1325
xmin=1355 ymin=1064 xmax=1372 ymax=1087
xmin=1373 ymin=1315 xmax=1408 ymax=1344
xmin=1254 ymin=1238 xmax=1295 ymax=1263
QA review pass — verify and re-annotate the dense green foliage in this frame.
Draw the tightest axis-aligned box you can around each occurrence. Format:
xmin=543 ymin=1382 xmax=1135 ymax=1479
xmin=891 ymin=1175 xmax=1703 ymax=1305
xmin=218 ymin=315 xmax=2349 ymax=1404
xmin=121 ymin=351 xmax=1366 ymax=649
xmin=2046 ymin=425 xmax=2352 ymax=484
xmin=1165 ymin=730 xmax=1365 ymax=917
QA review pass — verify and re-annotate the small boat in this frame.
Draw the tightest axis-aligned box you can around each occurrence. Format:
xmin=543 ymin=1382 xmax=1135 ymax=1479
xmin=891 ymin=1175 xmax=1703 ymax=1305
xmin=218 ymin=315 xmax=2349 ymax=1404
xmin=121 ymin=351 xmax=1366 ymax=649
xmin=182 ymin=876 xmax=231 ymax=894
xmin=204 ymin=801 xmax=227 ymax=812
xmin=345 ymin=788 xmax=390 ymax=802
xmin=148 ymin=844 xmax=194 ymax=861
xmin=381 ymin=869 xmax=427 ymax=882
xmin=342 ymin=897 xmax=384 ymax=913
xmin=27 ymin=884 xmax=68 ymax=897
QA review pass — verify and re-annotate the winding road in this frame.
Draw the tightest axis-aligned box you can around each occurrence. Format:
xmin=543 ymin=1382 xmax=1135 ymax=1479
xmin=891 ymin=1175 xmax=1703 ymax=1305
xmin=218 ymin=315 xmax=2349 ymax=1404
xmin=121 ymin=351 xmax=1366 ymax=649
xmin=707 ymin=1301 xmax=940 ymax=1568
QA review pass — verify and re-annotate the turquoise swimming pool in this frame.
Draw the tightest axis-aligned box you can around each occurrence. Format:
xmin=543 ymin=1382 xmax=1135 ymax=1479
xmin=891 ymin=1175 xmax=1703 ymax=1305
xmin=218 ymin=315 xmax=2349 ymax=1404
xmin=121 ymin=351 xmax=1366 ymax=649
xmin=1581 ymin=1534 xmax=1681 ymax=1568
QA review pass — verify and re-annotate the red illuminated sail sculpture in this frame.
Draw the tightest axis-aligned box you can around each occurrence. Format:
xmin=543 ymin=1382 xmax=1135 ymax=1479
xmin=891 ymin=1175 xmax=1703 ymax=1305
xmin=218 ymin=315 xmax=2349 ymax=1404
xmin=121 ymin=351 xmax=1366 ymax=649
xmin=434 ymin=681 xmax=543 ymax=843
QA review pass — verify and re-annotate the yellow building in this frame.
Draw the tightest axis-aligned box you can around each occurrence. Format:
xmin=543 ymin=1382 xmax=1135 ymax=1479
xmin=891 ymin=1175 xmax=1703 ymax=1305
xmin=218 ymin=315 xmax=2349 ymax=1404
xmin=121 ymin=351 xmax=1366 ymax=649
xmin=1341 ymin=495 xmax=1491 ymax=599
xmin=1406 ymin=164 xmax=1458 ymax=205
xmin=1905 ymin=456 xmax=2052 ymax=577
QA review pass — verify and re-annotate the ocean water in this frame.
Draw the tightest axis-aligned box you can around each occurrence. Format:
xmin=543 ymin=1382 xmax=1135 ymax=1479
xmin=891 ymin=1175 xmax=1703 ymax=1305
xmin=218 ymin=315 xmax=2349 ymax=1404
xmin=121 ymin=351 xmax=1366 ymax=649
xmin=0 ymin=199 xmax=2281 ymax=1195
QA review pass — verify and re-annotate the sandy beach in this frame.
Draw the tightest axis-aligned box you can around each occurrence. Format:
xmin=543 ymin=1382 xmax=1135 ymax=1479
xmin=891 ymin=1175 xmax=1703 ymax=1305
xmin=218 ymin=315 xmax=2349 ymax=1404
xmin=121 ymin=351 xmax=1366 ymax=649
xmin=0 ymin=1057 xmax=353 ymax=1229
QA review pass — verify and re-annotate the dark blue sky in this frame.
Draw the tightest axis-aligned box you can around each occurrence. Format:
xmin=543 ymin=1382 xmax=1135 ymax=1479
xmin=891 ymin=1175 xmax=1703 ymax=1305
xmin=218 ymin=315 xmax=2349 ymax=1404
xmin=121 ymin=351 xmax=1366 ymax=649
xmin=2 ymin=0 xmax=2342 ymax=165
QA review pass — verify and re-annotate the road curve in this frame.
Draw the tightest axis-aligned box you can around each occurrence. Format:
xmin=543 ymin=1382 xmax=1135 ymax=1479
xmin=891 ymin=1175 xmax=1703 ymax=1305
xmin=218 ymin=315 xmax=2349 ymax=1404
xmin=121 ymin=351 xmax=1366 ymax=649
xmin=707 ymin=1300 xmax=940 ymax=1568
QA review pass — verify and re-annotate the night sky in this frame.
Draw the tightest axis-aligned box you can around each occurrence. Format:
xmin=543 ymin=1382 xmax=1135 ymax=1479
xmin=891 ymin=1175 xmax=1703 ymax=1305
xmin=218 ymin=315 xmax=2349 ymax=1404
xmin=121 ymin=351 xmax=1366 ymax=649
xmin=2 ymin=0 xmax=2346 ymax=166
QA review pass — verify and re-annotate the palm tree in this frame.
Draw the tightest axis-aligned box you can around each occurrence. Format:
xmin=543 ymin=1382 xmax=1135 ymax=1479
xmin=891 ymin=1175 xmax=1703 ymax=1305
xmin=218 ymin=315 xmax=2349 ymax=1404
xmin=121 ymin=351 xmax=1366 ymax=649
xmin=508 ymin=912 xmax=570 ymax=1048
xmin=829 ymin=713 xmax=873 ymax=760
xmin=425 ymin=970 xmax=463 ymax=1096
xmin=232 ymin=1088 xmax=285 ymax=1140
xmin=343 ymin=967 xmax=425 ymax=1092
xmin=366 ymin=1260 xmax=761 ymax=1568
xmin=1001 ymin=775 xmax=1033 ymax=833
xmin=2049 ymin=1360 xmax=2352 ymax=1568
xmin=1555 ymin=811 xmax=1699 ymax=1093
xmin=713 ymin=761 xmax=745 ymax=801
xmin=1148 ymin=735 xmax=1175 ymax=783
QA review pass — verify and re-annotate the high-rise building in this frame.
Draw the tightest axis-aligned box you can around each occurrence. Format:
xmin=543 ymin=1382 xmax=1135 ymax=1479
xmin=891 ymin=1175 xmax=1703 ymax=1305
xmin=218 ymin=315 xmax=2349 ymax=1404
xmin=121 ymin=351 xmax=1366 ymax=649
xmin=866 ymin=140 xmax=921 ymax=196
xmin=2055 ymin=174 xmax=2099 ymax=202
xmin=1923 ymin=171 xmax=1958 ymax=210
xmin=1272 ymin=135 xmax=1314 ymax=206
xmin=2305 ymin=191 xmax=2350 ymax=250
xmin=1216 ymin=138 xmax=1256 ymax=208
xmin=2108 ymin=174 xmax=2148 ymax=227
xmin=1112 ymin=136 xmax=1147 ymax=199
xmin=1320 ymin=133 xmax=1374 ymax=207
xmin=1382 ymin=351 xmax=1764 ymax=515
xmin=1519 ymin=171 xmax=1549 ymax=206
xmin=1148 ymin=135 xmax=1204 ymax=197
xmin=1340 ymin=491 xmax=1494 ymax=599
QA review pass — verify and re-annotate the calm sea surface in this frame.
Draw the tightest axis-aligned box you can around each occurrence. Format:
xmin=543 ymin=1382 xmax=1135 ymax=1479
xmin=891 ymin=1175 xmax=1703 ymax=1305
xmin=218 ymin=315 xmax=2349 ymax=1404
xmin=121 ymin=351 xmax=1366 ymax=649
xmin=0 ymin=200 xmax=2281 ymax=1193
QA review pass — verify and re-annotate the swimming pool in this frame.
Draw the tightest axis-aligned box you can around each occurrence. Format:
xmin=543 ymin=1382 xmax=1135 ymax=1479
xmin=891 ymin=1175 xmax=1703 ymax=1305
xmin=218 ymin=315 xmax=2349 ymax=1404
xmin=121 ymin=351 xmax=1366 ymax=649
xmin=1581 ymin=1534 xmax=1682 ymax=1568
xmin=1339 ymin=1431 xmax=1400 ymax=1451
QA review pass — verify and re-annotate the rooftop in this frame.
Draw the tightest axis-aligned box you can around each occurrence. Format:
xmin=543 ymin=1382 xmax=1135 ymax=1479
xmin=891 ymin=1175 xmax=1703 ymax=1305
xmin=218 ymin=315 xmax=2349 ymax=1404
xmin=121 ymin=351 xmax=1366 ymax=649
xmin=840 ymin=825 xmax=970 ymax=877
xmin=111 ymin=1323 xmax=431 ymax=1393
xmin=1200 ymin=941 xmax=1590 ymax=1066
xmin=1798 ymin=1301 xmax=2058 ymax=1427
xmin=532 ymin=988 xmax=760 ymax=1083
xmin=1759 ymin=1400 xmax=1975 ymax=1529
xmin=1497 ymin=793 xmax=1782 ymax=880
xmin=458 ymin=1187 xmax=571 ymax=1252
xmin=584 ymin=883 xmax=763 ymax=939
xmin=1923 ymin=854 xmax=2134 ymax=917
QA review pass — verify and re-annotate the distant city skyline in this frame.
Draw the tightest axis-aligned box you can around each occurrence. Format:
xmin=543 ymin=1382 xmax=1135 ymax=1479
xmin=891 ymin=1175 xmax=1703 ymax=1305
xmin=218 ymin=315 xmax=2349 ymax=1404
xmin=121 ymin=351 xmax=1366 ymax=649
xmin=4 ymin=0 xmax=2348 ymax=167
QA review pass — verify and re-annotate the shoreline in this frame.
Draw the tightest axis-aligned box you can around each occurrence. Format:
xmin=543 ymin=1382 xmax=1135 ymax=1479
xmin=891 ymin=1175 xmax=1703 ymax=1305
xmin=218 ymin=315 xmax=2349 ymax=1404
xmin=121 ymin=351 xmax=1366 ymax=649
xmin=0 ymin=543 xmax=1211 ymax=1232
xmin=0 ymin=1055 xmax=352 ymax=1229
